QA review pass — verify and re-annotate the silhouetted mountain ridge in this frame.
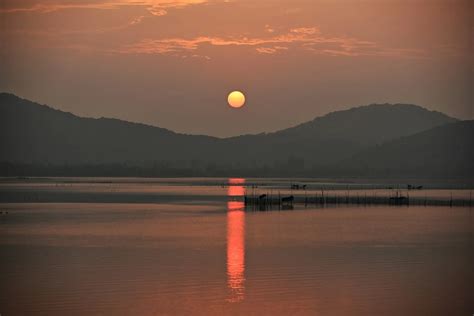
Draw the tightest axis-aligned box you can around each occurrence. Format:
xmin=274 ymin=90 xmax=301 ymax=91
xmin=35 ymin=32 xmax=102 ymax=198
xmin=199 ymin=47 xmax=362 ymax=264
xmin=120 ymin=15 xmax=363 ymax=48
xmin=0 ymin=93 xmax=195 ymax=137
xmin=1 ymin=93 xmax=467 ymax=178
xmin=271 ymin=103 xmax=455 ymax=145
xmin=339 ymin=120 xmax=474 ymax=177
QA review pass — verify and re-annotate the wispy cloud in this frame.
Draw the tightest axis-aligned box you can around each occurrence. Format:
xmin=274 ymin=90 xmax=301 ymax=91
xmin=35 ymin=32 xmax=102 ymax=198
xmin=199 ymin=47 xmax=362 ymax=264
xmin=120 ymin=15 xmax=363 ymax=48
xmin=0 ymin=0 xmax=208 ymax=16
xmin=0 ymin=14 xmax=149 ymax=36
xmin=256 ymin=46 xmax=288 ymax=54
xmin=264 ymin=24 xmax=275 ymax=33
xmin=118 ymin=27 xmax=323 ymax=54
xmin=117 ymin=26 xmax=426 ymax=58
xmin=0 ymin=1 xmax=428 ymax=60
xmin=290 ymin=27 xmax=319 ymax=35
xmin=129 ymin=15 xmax=146 ymax=25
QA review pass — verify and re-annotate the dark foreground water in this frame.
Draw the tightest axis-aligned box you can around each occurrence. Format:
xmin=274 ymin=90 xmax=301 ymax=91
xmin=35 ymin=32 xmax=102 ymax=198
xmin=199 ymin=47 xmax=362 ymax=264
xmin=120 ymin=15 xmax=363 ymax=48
xmin=0 ymin=178 xmax=472 ymax=315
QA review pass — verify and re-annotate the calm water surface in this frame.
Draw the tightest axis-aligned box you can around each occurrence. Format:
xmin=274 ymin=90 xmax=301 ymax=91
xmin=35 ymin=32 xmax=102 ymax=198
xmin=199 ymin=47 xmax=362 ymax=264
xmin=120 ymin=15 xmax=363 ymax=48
xmin=0 ymin=178 xmax=472 ymax=315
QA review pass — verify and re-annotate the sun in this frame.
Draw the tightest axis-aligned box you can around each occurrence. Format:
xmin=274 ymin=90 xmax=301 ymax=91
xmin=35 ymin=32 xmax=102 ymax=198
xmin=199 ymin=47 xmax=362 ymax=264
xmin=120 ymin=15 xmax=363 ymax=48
xmin=227 ymin=91 xmax=246 ymax=108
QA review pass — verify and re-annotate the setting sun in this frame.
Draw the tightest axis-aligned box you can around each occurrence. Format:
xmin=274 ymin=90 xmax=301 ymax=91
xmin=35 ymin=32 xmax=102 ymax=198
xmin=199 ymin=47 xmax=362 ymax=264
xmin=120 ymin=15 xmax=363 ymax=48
xmin=227 ymin=91 xmax=246 ymax=108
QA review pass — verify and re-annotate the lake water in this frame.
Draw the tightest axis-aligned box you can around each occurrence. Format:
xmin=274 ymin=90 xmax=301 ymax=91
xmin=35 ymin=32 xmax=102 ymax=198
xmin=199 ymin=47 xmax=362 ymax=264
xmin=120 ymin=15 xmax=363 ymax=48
xmin=0 ymin=178 xmax=472 ymax=315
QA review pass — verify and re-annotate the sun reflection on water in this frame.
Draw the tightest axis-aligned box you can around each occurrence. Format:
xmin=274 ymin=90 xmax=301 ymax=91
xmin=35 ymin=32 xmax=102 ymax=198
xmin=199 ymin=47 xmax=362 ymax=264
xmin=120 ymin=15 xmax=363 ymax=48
xmin=226 ymin=178 xmax=246 ymax=302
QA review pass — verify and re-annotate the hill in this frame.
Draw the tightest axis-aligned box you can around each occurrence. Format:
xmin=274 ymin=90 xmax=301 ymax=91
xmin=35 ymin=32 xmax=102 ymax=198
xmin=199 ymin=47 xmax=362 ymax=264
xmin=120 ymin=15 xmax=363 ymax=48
xmin=0 ymin=93 xmax=220 ymax=165
xmin=222 ymin=103 xmax=456 ymax=166
xmin=339 ymin=120 xmax=474 ymax=178
xmin=0 ymin=93 xmax=461 ymax=177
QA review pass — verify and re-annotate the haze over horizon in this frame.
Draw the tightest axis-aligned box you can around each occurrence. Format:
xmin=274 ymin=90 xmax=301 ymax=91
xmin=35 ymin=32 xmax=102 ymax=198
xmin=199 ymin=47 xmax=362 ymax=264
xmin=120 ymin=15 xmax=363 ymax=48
xmin=1 ymin=0 xmax=472 ymax=137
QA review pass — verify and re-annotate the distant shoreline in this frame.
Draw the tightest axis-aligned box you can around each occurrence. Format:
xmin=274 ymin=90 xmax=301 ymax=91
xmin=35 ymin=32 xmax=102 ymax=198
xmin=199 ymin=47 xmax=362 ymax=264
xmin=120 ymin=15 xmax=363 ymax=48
xmin=1 ymin=174 xmax=473 ymax=188
xmin=1 ymin=163 xmax=473 ymax=184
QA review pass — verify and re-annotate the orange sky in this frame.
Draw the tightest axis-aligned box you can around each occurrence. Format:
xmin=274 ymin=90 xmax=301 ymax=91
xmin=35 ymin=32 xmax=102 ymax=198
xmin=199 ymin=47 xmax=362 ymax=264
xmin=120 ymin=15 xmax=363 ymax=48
xmin=0 ymin=0 xmax=472 ymax=136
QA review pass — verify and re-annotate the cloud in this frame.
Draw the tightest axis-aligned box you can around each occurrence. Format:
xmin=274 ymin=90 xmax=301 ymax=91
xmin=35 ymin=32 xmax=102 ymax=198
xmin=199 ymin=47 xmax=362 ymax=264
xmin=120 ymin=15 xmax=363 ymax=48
xmin=0 ymin=1 xmax=427 ymax=61
xmin=117 ymin=26 xmax=426 ymax=59
xmin=290 ymin=27 xmax=319 ymax=35
xmin=144 ymin=0 xmax=208 ymax=16
xmin=256 ymin=47 xmax=277 ymax=54
xmin=264 ymin=24 xmax=275 ymax=33
xmin=129 ymin=15 xmax=146 ymax=25
xmin=0 ymin=0 xmax=208 ymax=16
xmin=118 ymin=29 xmax=324 ymax=54
xmin=256 ymin=46 xmax=288 ymax=54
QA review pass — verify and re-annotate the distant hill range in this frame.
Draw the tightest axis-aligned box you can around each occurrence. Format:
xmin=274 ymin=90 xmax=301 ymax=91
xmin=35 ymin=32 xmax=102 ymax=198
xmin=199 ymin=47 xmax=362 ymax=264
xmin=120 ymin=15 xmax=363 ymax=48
xmin=1 ymin=92 xmax=472 ymax=178
xmin=339 ymin=120 xmax=474 ymax=178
